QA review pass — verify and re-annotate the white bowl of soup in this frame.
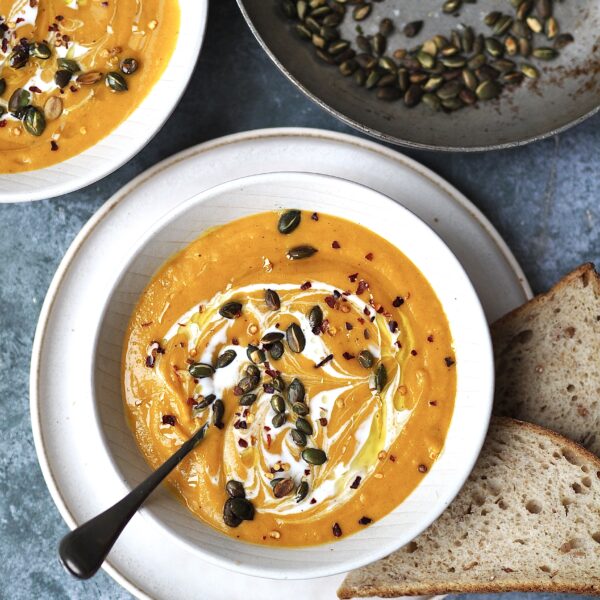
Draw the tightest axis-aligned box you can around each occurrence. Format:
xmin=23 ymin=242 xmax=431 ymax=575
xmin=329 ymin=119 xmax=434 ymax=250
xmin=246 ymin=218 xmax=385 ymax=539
xmin=0 ymin=0 xmax=206 ymax=201
xmin=94 ymin=171 xmax=493 ymax=579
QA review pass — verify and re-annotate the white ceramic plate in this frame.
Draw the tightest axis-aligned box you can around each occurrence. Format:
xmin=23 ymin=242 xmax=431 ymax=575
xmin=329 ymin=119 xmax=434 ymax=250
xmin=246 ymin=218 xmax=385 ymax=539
xmin=31 ymin=128 xmax=532 ymax=599
xmin=95 ymin=170 xmax=493 ymax=579
xmin=0 ymin=1 xmax=208 ymax=203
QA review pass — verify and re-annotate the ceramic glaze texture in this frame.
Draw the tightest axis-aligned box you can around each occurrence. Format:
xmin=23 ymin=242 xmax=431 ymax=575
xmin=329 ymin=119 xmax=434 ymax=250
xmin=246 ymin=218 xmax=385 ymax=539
xmin=239 ymin=0 xmax=600 ymax=150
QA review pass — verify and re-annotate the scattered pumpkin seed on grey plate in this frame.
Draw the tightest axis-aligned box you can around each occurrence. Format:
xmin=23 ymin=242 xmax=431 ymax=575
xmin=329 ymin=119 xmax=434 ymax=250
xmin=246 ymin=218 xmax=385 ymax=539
xmin=276 ymin=0 xmax=574 ymax=112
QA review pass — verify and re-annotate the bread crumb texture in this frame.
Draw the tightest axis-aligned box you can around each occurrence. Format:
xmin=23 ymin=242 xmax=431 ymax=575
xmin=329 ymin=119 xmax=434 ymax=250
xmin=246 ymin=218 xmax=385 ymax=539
xmin=337 ymin=417 xmax=600 ymax=598
xmin=492 ymin=263 xmax=600 ymax=455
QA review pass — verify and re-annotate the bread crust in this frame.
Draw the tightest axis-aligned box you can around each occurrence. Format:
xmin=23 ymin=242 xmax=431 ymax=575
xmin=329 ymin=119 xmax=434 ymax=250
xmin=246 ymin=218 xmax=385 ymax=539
xmin=337 ymin=417 xmax=600 ymax=599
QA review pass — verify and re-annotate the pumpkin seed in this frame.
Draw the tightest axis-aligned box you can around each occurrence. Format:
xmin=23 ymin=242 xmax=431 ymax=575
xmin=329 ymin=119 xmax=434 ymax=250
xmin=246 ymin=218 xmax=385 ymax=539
xmin=442 ymin=0 xmax=461 ymax=14
xmin=365 ymin=70 xmax=381 ymax=90
xmin=278 ymin=210 xmax=301 ymax=235
xmin=353 ymin=3 xmax=371 ymax=21
xmin=228 ymin=497 xmax=255 ymax=521
xmin=272 ymin=376 xmax=285 ymax=392
xmin=193 ymin=394 xmax=216 ymax=411
xmin=459 ymin=88 xmax=477 ymax=105
xmin=223 ymin=499 xmax=242 ymax=527
xmin=545 ymin=17 xmax=558 ymax=39
xmin=0 ymin=79 xmax=5 ymax=96
xmin=262 ymin=331 xmax=285 ymax=344
xmin=296 ymin=418 xmax=313 ymax=435
xmin=436 ymin=80 xmax=462 ymax=100
xmin=8 ymin=48 xmax=28 ymax=69
xmin=441 ymin=97 xmax=465 ymax=111
xmin=440 ymin=56 xmax=466 ymax=69
xmin=404 ymin=84 xmax=423 ymax=108
xmin=247 ymin=345 xmax=266 ymax=364
xmin=484 ymin=11 xmax=501 ymax=27
xmin=264 ymin=288 xmax=281 ymax=311
xmin=291 ymin=429 xmax=307 ymax=447
xmin=417 ymin=50 xmax=435 ymax=70
xmin=484 ymin=37 xmax=504 ymax=58
xmin=302 ymin=448 xmax=327 ymax=465
xmin=120 ymin=57 xmax=139 ymax=75
xmin=219 ymin=301 xmax=242 ymax=319
xmin=518 ymin=37 xmax=532 ymax=57
xmin=216 ymin=349 xmax=237 ymax=369
xmin=286 ymin=323 xmax=306 ymax=353
xmin=339 ymin=59 xmax=357 ymax=76
xmin=237 ymin=375 xmax=260 ymax=394
xmin=504 ymin=35 xmax=518 ymax=56
xmin=292 ymin=402 xmax=309 ymax=416
xmin=493 ymin=15 xmax=513 ymax=36
xmin=188 ymin=362 xmax=214 ymax=379
xmin=375 ymin=363 xmax=388 ymax=392
xmin=269 ymin=341 xmax=285 ymax=360
xmin=403 ymin=20 xmax=423 ymax=38
xmin=476 ymin=79 xmax=501 ymax=100
xmin=226 ymin=480 xmax=245 ymax=498
xmin=553 ymin=33 xmax=574 ymax=50
xmin=272 ymin=412 xmax=287 ymax=428
xmin=273 ymin=478 xmax=295 ymax=498
xmin=296 ymin=481 xmax=309 ymax=502
xmin=240 ymin=393 xmax=257 ymax=406
xmin=212 ymin=399 xmax=225 ymax=427
xmin=54 ymin=69 xmax=72 ymax=88
xmin=287 ymin=245 xmax=318 ymax=260
xmin=288 ymin=377 xmax=305 ymax=404
xmin=520 ymin=63 xmax=540 ymax=79
xmin=357 ymin=350 xmax=375 ymax=369
xmin=379 ymin=17 xmax=394 ymax=36
xmin=23 ymin=107 xmax=46 ymax=137
xmin=30 ymin=42 xmax=51 ymax=60
xmin=8 ymin=88 xmax=31 ymax=114
xmin=422 ymin=92 xmax=442 ymax=111
xmin=57 ymin=58 xmax=80 ymax=73
xmin=536 ymin=0 xmax=552 ymax=19
xmin=532 ymin=47 xmax=557 ymax=60
xmin=43 ymin=96 xmax=63 ymax=121
xmin=106 ymin=71 xmax=128 ymax=92
xmin=525 ymin=16 xmax=543 ymax=33
xmin=271 ymin=395 xmax=286 ymax=413
xmin=245 ymin=364 xmax=260 ymax=378
xmin=77 ymin=71 xmax=103 ymax=85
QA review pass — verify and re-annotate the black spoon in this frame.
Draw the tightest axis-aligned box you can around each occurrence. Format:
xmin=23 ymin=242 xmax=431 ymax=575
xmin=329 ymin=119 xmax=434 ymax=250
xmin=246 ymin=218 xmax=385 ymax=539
xmin=59 ymin=423 xmax=209 ymax=579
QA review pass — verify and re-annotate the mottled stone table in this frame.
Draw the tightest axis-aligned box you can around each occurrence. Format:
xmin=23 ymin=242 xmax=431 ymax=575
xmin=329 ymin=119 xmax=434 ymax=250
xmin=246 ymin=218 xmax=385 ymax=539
xmin=0 ymin=1 xmax=598 ymax=598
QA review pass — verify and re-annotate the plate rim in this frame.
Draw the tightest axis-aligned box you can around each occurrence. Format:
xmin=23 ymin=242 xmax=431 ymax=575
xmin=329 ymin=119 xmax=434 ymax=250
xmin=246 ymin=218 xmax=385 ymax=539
xmin=0 ymin=0 xmax=208 ymax=203
xmin=30 ymin=126 xmax=533 ymax=599
xmin=236 ymin=0 xmax=600 ymax=153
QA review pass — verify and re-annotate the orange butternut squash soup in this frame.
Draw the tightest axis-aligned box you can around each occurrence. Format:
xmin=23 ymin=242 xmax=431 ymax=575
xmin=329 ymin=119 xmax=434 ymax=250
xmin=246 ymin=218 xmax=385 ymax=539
xmin=123 ymin=210 xmax=456 ymax=546
xmin=0 ymin=0 xmax=179 ymax=173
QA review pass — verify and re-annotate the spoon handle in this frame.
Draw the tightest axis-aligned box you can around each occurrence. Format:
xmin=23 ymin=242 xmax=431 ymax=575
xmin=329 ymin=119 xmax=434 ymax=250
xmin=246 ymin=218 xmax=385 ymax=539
xmin=59 ymin=423 xmax=208 ymax=579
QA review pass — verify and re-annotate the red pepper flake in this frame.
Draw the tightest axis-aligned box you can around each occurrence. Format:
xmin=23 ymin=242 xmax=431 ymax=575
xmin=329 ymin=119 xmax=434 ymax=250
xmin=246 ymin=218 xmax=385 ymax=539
xmin=392 ymin=296 xmax=404 ymax=307
xmin=162 ymin=415 xmax=176 ymax=426
xmin=320 ymin=319 xmax=329 ymax=334
xmin=16 ymin=17 xmax=24 ymax=23
xmin=356 ymin=280 xmax=369 ymax=295
xmin=364 ymin=329 xmax=370 ymax=340
xmin=232 ymin=337 xmax=239 ymax=345
xmin=300 ymin=281 xmax=312 ymax=290
xmin=263 ymin=383 xmax=275 ymax=394
xmin=56 ymin=14 xmax=64 ymax=21
xmin=319 ymin=417 xmax=328 ymax=427
xmin=348 ymin=273 xmax=358 ymax=283
xmin=444 ymin=356 xmax=455 ymax=367
xmin=332 ymin=240 xmax=341 ymax=249
xmin=363 ymin=306 xmax=370 ymax=316
xmin=310 ymin=498 xmax=317 ymax=504
xmin=265 ymin=367 xmax=280 ymax=378
xmin=345 ymin=322 xmax=353 ymax=331
xmin=315 ymin=354 xmax=334 ymax=368
xmin=429 ymin=400 xmax=438 ymax=406
xmin=357 ymin=317 xmax=365 ymax=324
xmin=395 ymin=341 xmax=402 ymax=348
xmin=411 ymin=349 xmax=418 ymax=356
xmin=233 ymin=385 xmax=243 ymax=396
xmin=332 ymin=522 xmax=343 ymax=537
xmin=186 ymin=398 xmax=197 ymax=406
xmin=365 ymin=252 xmax=374 ymax=261
xmin=418 ymin=464 xmax=428 ymax=473
xmin=311 ymin=212 xmax=319 ymax=221
xmin=350 ymin=476 xmax=361 ymax=489
xmin=427 ymin=335 xmax=434 ymax=342
xmin=342 ymin=352 xmax=355 ymax=360
xmin=29 ymin=85 xmax=42 ymax=93
xmin=50 ymin=140 xmax=59 ymax=151
xmin=238 ymin=438 xmax=249 ymax=448
xmin=324 ymin=295 xmax=336 ymax=309
xmin=304 ymin=469 xmax=311 ymax=476
xmin=389 ymin=455 xmax=396 ymax=462
xmin=358 ymin=516 xmax=372 ymax=525
xmin=377 ymin=305 xmax=384 ymax=314
xmin=69 ymin=85 xmax=78 ymax=93
xmin=0 ymin=121 xmax=7 ymax=128
xmin=389 ymin=320 xmax=398 ymax=333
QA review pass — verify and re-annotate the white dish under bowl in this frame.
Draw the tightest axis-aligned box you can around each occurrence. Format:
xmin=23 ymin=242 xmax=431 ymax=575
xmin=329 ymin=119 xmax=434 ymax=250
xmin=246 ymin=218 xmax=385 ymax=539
xmin=0 ymin=1 xmax=207 ymax=203
xmin=93 ymin=171 xmax=494 ymax=580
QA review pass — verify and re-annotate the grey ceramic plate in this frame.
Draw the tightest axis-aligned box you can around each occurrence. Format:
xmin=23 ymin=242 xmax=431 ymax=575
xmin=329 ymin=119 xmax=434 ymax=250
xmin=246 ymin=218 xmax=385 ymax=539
xmin=238 ymin=0 xmax=600 ymax=151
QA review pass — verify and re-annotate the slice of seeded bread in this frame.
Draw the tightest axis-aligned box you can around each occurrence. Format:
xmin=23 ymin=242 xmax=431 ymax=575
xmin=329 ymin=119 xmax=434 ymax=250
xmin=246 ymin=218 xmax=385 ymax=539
xmin=493 ymin=263 xmax=600 ymax=456
xmin=337 ymin=417 xmax=600 ymax=598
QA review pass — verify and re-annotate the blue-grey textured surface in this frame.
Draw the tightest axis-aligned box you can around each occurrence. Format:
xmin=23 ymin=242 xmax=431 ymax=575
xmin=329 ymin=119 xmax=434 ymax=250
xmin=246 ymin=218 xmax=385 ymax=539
xmin=0 ymin=1 xmax=599 ymax=599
